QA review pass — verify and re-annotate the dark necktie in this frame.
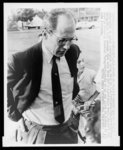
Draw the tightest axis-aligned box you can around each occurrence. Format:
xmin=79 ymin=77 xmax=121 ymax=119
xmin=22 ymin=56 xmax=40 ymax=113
xmin=51 ymin=56 xmax=65 ymax=123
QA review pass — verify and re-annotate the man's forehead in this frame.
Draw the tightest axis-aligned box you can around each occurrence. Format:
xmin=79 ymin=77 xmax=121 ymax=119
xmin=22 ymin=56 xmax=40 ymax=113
xmin=57 ymin=14 xmax=75 ymax=23
xmin=56 ymin=15 xmax=75 ymax=35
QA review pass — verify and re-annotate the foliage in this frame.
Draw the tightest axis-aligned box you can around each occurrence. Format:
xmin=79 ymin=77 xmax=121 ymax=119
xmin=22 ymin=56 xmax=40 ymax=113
xmin=16 ymin=8 xmax=36 ymax=22
xmin=7 ymin=8 xmax=47 ymax=30
xmin=9 ymin=8 xmax=47 ymax=23
xmin=34 ymin=9 xmax=47 ymax=19
xmin=7 ymin=20 xmax=19 ymax=31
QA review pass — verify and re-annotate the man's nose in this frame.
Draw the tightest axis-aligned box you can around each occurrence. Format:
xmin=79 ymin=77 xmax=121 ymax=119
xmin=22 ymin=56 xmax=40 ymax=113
xmin=63 ymin=41 xmax=71 ymax=50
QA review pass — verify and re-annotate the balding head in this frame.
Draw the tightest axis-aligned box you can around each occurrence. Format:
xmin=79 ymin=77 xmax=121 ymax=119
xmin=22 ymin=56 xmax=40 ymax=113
xmin=43 ymin=8 xmax=77 ymax=57
xmin=56 ymin=14 xmax=76 ymax=37
xmin=43 ymin=8 xmax=76 ymax=32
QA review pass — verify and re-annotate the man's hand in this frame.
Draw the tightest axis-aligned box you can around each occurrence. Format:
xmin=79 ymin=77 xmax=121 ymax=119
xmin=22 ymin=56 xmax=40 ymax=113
xmin=84 ymin=100 xmax=92 ymax=111
xmin=18 ymin=117 xmax=27 ymax=132
xmin=16 ymin=117 xmax=28 ymax=142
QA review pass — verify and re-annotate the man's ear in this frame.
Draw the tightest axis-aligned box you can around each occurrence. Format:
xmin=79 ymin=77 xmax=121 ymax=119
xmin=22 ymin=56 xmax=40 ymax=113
xmin=44 ymin=32 xmax=48 ymax=39
xmin=45 ymin=28 xmax=53 ymax=39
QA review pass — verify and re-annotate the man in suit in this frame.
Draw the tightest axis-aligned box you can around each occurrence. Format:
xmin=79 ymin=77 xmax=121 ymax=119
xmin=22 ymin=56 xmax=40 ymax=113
xmin=7 ymin=8 xmax=81 ymax=144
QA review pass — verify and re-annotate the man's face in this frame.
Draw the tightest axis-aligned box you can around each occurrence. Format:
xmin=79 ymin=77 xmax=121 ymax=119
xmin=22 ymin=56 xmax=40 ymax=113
xmin=50 ymin=15 xmax=76 ymax=57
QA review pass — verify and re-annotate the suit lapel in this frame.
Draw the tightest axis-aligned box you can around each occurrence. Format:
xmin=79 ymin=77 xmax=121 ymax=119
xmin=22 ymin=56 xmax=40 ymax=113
xmin=65 ymin=44 xmax=80 ymax=99
xmin=31 ymin=41 xmax=43 ymax=98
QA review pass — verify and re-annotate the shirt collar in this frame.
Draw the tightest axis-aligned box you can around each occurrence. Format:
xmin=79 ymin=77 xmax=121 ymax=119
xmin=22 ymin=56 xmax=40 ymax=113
xmin=42 ymin=40 xmax=53 ymax=63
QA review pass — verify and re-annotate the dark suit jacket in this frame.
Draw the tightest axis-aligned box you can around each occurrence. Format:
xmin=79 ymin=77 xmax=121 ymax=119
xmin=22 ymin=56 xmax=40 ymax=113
xmin=7 ymin=41 xmax=80 ymax=122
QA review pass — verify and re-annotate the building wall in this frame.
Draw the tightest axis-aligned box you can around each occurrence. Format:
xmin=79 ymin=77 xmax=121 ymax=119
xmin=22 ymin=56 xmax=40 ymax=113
xmin=69 ymin=8 xmax=100 ymax=22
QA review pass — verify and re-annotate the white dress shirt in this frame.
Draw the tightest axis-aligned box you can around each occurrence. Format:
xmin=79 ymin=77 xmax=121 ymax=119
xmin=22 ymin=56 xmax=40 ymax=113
xmin=23 ymin=42 xmax=74 ymax=125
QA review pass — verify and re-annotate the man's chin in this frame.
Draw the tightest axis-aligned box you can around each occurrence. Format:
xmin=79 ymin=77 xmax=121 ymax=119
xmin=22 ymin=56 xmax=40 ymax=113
xmin=55 ymin=48 xmax=68 ymax=57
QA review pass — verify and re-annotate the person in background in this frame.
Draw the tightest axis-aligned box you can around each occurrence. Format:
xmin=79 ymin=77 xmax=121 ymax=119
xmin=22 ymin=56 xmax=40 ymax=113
xmin=83 ymin=99 xmax=101 ymax=143
xmin=77 ymin=53 xmax=99 ymax=108
xmin=7 ymin=8 xmax=81 ymax=144
xmin=73 ymin=52 xmax=101 ymax=143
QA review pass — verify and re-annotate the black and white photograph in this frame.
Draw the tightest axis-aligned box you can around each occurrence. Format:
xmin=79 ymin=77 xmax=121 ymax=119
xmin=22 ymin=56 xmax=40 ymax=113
xmin=3 ymin=3 xmax=119 ymax=146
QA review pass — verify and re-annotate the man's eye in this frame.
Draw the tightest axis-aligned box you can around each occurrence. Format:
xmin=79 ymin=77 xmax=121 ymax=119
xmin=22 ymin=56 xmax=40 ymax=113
xmin=58 ymin=38 xmax=73 ymax=44
xmin=59 ymin=39 xmax=66 ymax=44
xmin=62 ymin=39 xmax=67 ymax=42
xmin=77 ymin=60 xmax=81 ymax=64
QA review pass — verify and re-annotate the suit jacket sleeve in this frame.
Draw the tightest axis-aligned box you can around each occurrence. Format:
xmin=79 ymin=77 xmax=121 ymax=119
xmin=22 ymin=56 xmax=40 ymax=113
xmin=7 ymin=42 xmax=43 ymax=122
xmin=7 ymin=53 xmax=23 ymax=122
